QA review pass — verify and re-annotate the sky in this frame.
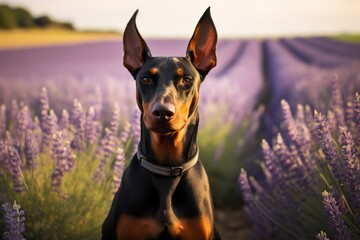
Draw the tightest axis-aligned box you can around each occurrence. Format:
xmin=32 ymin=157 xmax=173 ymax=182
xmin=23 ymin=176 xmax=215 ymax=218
xmin=3 ymin=0 xmax=360 ymax=38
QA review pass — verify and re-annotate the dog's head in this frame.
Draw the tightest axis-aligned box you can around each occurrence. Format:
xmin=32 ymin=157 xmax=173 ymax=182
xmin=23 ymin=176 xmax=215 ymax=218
xmin=123 ymin=7 xmax=217 ymax=135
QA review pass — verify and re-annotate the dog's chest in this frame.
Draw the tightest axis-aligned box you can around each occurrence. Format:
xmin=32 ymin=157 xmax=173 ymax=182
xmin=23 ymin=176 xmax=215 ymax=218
xmin=116 ymin=167 xmax=213 ymax=239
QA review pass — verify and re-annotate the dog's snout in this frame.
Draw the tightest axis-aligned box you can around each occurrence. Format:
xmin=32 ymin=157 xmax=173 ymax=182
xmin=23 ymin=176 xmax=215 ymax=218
xmin=152 ymin=102 xmax=175 ymax=121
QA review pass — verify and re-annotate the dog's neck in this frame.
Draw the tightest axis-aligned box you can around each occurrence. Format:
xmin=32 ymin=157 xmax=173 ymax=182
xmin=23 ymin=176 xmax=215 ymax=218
xmin=139 ymin=111 xmax=199 ymax=166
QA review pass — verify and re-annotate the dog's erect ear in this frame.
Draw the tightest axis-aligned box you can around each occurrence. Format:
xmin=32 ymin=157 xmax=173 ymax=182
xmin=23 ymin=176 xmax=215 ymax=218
xmin=123 ymin=10 xmax=152 ymax=76
xmin=186 ymin=7 xmax=217 ymax=77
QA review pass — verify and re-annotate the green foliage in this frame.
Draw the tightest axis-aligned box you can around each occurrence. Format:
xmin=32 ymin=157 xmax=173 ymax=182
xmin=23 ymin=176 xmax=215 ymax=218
xmin=0 ymin=5 xmax=17 ymax=29
xmin=0 ymin=146 xmax=116 ymax=239
xmin=33 ymin=16 xmax=52 ymax=28
xmin=14 ymin=7 xmax=34 ymax=28
xmin=0 ymin=4 xmax=75 ymax=30
xmin=200 ymin=108 xmax=263 ymax=207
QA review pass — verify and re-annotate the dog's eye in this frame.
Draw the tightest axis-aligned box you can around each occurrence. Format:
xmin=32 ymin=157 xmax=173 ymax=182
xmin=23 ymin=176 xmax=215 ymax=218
xmin=141 ymin=76 xmax=152 ymax=85
xmin=182 ymin=76 xmax=193 ymax=85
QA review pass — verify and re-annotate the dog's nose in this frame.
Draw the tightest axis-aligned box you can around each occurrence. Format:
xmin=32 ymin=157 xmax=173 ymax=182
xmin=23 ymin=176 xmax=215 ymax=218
xmin=152 ymin=102 xmax=175 ymax=121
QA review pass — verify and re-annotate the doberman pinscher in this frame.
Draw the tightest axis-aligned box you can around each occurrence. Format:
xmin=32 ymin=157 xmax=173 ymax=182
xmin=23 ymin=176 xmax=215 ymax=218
xmin=102 ymin=7 xmax=220 ymax=240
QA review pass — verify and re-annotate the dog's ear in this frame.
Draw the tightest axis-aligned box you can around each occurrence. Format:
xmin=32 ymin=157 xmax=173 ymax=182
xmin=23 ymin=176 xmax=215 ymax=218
xmin=123 ymin=10 xmax=152 ymax=76
xmin=186 ymin=7 xmax=217 ymax=77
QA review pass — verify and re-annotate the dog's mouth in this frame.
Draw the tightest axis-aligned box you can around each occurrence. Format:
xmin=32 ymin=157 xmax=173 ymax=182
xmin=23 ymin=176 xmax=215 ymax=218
xmin=144 ymin=114 xmax=186 ymax=135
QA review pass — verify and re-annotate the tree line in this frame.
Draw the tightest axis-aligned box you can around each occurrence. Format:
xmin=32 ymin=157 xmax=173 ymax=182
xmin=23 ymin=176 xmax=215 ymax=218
xmin=0 ymin=4 xmax=75 ymax=30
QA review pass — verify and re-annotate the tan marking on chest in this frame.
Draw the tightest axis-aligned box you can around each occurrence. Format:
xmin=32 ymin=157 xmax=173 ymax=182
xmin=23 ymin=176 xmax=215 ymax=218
xmin=170 ymin=216 xmax=213 ymax=240
xmin=116 ymin=214 xmax=163 ymax=240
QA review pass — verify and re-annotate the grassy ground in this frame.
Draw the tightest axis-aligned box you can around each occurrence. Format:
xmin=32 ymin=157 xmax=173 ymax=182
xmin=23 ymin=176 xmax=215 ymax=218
xmin=0 ymin=29 xmax=121 ymax=49
xmin=331 ymin=34 xmax=360 ymax=43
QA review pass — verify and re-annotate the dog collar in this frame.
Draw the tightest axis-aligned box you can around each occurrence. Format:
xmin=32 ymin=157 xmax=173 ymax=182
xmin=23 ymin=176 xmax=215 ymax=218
xmin=136 ymin=145 xmax=199 ymax=177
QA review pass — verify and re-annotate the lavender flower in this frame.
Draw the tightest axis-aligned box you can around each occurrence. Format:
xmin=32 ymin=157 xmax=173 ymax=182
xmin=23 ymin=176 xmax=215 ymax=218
xmin=281 ymin=100 xmax=313 ymax=171
xmin=24 ymin=130 xmax=38 ymax=169
xmin=39 ymin=87 xmax=49 ymax=132
xmin=316 ymin=231 xmax=330 ymax=240
xmin=238 ymin=168 xmax=253 ymax=202
xmin=51 ymin=131 xmax=74 ymax=191
xmin=0 ymin=104 xmax=6 ymax=138
xmin=17 ymin=106 xmax=30 ymax=150
xmin=4 ymin=146 xmax=25 ymax=193
xmin=70 ymin=99 xmax=85 ymax=151
xmin=111 ymin=147 xmax=126 ymax=194
xmin=119 ymin=121 xmax=131 ymax=147
xmin=322 ymin=191 xmax=350 ymax=240
xmin=85 ymin=106 xmax=97 ymax=146
xmin=59 ymin=109 xmax=70 ymax=131
xmin=110 ymin=103 xmax=120 ymax=136
xmin=41 ymin=109 xmax=57 ymax=149
xmin=2 ymin=201 xmax=25 ymax=240
xmin=339 ymin=127 xmax=360 ymax=225
xmin=281 ymin=99 xmax=298 ymax=144
xmin=131 ymin=109 xmax=141 ymax=154
xmin=314 ymin=110 xmax=344 ymax=182
xmin=93 ymin=128 xmax=117 ymax=183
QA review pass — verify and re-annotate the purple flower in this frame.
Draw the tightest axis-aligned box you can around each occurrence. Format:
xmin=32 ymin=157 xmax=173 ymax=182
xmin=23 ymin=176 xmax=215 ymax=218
xmin=2 ymin=201 xmax=26 ymax=240
xmin=111 ymin=147 xmax=126 ymax=194
xmin=0 ymin=104 xmax=6 ymax=138
xmin=314 ymin=110 xmax=344 ymax=182
xmin=41 ymin=109 xmax=57 ymax=150
xmin=273 ymin=133 xmax=293 ymax=173
xmin=281 ymin=100 xmax=314 ymax=173
xmin=24 ymin=130 xmax=38 ymax=169
xmin=17 ymin=106 xmax=31 ymax=150
xmin=59 ymin=109 xmax=70 ymax=131
xmin=51 ymin=131 xmax=74 ymax=191
xmin=110 ymin=103 xmax=120 ymax=136
xmin=70 ymin=99 xmax=85 ymax=151
xmin=131 ymin=109 xmax=141 ymax=154
xmin=4 ymin=146 xmax=25 ymax=193
xmin=119 ymin=121 xmax=131 ymax=148
xmin=316 ymin=231 xmax=329 ymax=240
xmin=39 ymin=87 xmax=49 ymax=132
xmin=322 ymin=191 xmax=350 ymax=240
xmin=238 ymin=168 xmax=253 ymax=202
xmin=85 ymin=106 xmax=97 ymax=146
xmin=281 ymin=99 xmax=298 ymax=144
xmin=339 ymin=127 xmax=360 ymax=225
xmin=93 ymin=128 xmax=117 ymax=183
xmin=262 ymin=138 xmax=299 ymax=211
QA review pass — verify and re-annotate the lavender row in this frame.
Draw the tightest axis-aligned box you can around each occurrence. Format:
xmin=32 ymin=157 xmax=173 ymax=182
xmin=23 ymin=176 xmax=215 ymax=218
xmin=280 ymin=38 xmax=359 ymax=68
xmin=239 ymin=88 xmax=360 ymax=239
xmin=0 ymin=87 xmax=138 ymax=195
xmin=263 ymin=39 xmax=360 ymax=140
xmin=303 ymin=37 xmax=360 ymax=58
xmin=200 ymin=40 xmax=263 ymax=127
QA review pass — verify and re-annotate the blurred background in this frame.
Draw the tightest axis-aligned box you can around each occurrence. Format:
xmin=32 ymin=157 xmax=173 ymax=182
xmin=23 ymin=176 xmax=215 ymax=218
xmin=0 ymin=0 xmax=360 ymax=239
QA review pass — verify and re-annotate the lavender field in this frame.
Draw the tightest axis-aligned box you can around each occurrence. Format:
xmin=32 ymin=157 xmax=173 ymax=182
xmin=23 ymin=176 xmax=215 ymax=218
xmin=0 ymin=37 xmax=360 ymax=239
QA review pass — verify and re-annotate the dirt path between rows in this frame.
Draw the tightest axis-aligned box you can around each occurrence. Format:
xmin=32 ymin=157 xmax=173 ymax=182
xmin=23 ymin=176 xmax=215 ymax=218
xmin=215 ymin=208 xmax=258 ymax=240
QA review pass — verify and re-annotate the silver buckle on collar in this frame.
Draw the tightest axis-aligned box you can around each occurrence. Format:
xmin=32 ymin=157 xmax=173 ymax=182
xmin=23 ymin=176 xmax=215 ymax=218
xmin=169 ymin=166 xmax=184 ymax=177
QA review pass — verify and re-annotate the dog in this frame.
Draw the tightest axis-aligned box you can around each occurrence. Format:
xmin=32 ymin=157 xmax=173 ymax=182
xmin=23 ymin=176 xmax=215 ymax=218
xmin=102 ymin=7 xmax=220 ymax=240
